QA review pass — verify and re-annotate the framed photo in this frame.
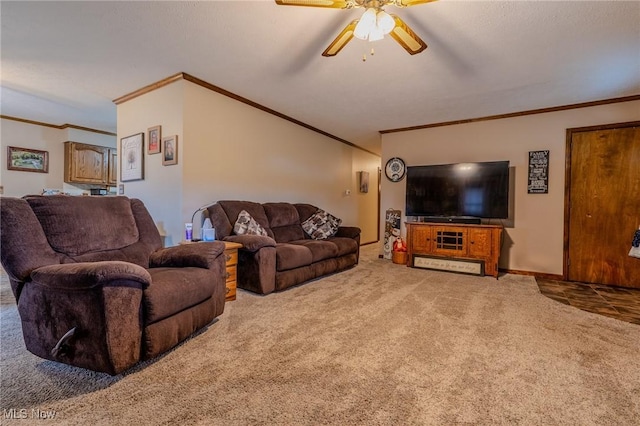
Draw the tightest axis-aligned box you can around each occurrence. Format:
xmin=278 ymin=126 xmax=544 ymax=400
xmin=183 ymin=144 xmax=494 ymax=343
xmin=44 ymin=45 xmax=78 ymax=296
xmin=7 ymin=146 xmax=49 ymax=173
xmin=120 ymin=132 xmax=144 ymax=182
xmin=162 ymin=135 xmax=178 ymax=166
xmin=148 ymin=125 xmax=161 ymax=154
xmin=358 ymin=171 xmax=370 ymax=193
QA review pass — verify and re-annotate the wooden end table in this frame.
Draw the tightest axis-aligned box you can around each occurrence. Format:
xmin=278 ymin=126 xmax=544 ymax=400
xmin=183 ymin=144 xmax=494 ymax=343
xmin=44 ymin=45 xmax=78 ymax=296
xmin=180 ymin=240 xmax=242 ymax=302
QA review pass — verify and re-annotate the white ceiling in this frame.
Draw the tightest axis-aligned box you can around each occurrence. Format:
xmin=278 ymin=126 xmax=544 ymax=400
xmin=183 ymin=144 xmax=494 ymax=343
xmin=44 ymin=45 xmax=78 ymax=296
xmin=2 ymin=1 xmax=639 ymax=155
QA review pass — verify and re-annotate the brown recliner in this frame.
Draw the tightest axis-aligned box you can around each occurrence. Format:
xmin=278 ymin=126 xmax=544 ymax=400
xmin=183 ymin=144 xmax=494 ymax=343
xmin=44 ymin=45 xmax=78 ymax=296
xmin=0 ymin=195 xmax=227 ymax=375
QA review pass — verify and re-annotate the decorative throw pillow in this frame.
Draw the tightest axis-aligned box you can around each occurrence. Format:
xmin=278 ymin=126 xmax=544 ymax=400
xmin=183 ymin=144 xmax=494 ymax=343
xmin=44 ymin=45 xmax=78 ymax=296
xmin=301 ymin=209 xmax=342 ymax=240
xmin=234 ymin=210 xmax=268 ymax=236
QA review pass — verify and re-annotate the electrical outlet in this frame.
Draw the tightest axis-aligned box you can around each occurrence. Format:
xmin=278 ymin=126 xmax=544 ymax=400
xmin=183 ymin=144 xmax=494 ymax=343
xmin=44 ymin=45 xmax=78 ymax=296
xmin=0 ymin=185 xmax=3 ymax=194
xmin=118 ymin=184 xmax=124 ymax=195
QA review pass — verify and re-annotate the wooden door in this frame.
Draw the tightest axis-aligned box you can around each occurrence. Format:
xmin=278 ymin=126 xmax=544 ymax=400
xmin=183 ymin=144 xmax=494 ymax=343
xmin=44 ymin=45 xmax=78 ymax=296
xmin=566 ymin=123 xmax=640 ymax=288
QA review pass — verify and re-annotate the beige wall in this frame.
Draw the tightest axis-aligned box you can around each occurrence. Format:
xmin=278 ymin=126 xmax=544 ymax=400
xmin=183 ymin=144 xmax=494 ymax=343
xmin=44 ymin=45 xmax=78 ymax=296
xmin=117 ymin=81 xmax=185 ymax=245
xmin=381 ymin=100 xmax=640 ymax=275
xmin=0 ymin=118 xmax=115 ymax=197
xmin=117 ymin=78 xmax=381 ymax=246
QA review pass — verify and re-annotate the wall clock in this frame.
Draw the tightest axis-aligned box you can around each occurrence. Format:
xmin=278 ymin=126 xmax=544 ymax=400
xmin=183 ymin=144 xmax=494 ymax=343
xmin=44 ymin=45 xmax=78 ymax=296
xmin=385 ymin=157 xmax=406 ymax=182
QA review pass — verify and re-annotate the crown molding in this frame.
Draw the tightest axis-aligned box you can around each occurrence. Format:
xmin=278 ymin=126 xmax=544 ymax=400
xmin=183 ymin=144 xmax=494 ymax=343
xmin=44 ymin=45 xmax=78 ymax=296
xmin=112 ymin=73 xmax=184 ymax=105
xmin=112 ymin=72 xmax=379 ymax=157
xmin=0 ymin=115 xmax=116 ymax=136
xmin=379 ymin=94 xmax=640 ymax=134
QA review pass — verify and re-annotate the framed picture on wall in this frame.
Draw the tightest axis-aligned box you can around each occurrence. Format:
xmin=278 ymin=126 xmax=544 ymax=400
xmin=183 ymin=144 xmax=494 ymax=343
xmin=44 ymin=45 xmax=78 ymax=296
xmin=148 ymin=125 xmax=161 ymax=154
xmin=162 ymin=135 xmax=178 ymax=166
xmin=358 ymin=171 xmax=369 ymax=193
xmin=120 ymin=132 xmax=144 ymax=181
xmin=6 ymin=146 xmax=49 ymax=173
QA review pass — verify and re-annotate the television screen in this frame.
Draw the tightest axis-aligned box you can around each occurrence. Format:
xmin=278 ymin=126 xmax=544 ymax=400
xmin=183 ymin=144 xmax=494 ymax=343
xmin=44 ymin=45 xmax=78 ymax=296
xmin=406 ymin=161 xmax=510 ymax=219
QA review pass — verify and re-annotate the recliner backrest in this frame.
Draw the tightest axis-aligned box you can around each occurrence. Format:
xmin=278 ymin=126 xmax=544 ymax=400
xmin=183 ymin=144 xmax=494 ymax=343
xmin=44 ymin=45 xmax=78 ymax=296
xmin=0 ymin=195 xmax=162 ymax=300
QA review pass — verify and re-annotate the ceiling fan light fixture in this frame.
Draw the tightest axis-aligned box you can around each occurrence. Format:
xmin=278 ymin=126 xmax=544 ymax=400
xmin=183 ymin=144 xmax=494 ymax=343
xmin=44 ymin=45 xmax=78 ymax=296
xmin=354 ymin=7 xmax=377 ymax=40
xmin=377 ymin=10 xmax=395 ymax=34
xmin=367 ymin=25 xmax=384 ymax=41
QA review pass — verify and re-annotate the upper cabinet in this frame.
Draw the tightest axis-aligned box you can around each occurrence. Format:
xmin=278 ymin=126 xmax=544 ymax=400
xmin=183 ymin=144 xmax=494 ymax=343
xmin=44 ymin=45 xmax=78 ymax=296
xmin=64 ymin=142 xmax=117 ymax=187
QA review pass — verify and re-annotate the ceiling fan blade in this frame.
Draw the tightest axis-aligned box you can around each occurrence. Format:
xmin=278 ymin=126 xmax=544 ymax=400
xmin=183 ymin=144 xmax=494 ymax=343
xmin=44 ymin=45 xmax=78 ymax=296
xmin=394 ymin=0 xmax=438 ymax=7
xmin=322 ymin=20 xmax=357 ymax=57
xmin=389 ymin=14 xmax=427 ymax=55
xmin=275 ymin=0 xmax=351 ymax=8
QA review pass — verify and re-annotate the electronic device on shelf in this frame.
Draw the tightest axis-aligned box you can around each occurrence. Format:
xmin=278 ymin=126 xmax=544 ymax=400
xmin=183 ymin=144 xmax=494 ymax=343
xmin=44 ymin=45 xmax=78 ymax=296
xmin=405 ymin=161 xmax=510 ymax=222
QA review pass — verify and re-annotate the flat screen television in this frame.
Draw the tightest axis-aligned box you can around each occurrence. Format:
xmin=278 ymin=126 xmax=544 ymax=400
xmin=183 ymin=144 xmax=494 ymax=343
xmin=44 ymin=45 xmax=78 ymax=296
xmin=406 ymin=161 xmax=510 ymax=219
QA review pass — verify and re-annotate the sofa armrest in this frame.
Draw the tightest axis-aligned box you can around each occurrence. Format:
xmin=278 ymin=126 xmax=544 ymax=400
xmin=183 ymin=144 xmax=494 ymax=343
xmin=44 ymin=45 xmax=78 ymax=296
xmin=335 ymin=226 xmax=361 ymax=239
xmin=149 ymin=242 xmax=225 ymax=269
xmin=31 ymin=261 xmax=152 ymax=290
xmin=224 ymin=235 xmax=277 ymax=252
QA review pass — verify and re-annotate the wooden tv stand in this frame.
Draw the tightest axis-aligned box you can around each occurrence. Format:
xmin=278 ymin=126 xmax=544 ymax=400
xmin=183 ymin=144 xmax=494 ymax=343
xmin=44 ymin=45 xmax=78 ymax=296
xmin=405 ymin=222 xmax=503 ymax=278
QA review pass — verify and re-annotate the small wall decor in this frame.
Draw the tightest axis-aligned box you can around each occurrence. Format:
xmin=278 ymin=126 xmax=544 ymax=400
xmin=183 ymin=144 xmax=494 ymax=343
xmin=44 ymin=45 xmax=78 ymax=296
xmin=527 ymin=150 xmax=549 ymax=194
xmin=385 ymin=157 xmax=406 ymax=182
xmin=358 ymin=171 xmax=370 ymax=193
xmin=162 ymin=135 xmax=178 ymax=166
xmin=148 ymin=125 xmax=162 ymax=154
xmin=6 ymin=146 xmax=49 ymax=173
xmin=120 ymin=132 xmax=144 ymax=182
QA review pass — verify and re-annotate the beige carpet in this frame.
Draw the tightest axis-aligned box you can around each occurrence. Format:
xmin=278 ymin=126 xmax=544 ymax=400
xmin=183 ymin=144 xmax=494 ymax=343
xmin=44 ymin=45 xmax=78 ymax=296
xmin=2 ymin=245 xmax=640 ymax=425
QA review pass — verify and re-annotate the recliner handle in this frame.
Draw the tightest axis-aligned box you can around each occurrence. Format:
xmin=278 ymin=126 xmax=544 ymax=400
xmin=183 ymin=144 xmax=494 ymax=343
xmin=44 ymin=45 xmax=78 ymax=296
xmin=51 ymin=327 xmax=76 ymax=359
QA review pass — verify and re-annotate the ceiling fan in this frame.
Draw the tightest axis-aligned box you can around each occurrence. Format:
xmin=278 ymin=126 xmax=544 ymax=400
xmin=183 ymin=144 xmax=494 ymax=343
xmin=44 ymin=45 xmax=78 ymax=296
xmin=274 ymin=0 xmax=436 ymax=57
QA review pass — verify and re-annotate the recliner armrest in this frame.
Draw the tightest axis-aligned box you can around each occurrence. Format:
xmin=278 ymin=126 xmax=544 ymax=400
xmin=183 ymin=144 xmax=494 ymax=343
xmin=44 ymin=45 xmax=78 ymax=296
xmin=224 ymin=235 xmax=277 ymax=252
xmin=149 ymin=241 xmax=225 ymax=269
xmin=335 ymin=226 xmax=361 ymax=239
xmin=24 ymin=261 xmax=149 ymax=375
xmin=31 ymin=261 xmax=152 ymax=290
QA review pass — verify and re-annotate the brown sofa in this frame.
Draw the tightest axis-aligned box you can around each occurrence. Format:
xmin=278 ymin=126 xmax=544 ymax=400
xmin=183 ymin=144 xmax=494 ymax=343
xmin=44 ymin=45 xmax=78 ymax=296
xmin=0 ymin=195 xmax=227 ymax=375
xmin=206 ymin=201 xmax=361 ymax=295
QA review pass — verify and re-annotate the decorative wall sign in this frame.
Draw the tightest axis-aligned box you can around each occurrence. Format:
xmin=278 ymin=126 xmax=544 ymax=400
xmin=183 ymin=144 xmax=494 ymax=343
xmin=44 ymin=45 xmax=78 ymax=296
xmin=528 ymin=150 xmax=549 ymax=194
xmin=383 ymin=208 xmax=401 ymax=260
xmin=413 ymin=255 xmax=485 ymax=276
xmin=120 ymin=133 xmax=144 ymax=182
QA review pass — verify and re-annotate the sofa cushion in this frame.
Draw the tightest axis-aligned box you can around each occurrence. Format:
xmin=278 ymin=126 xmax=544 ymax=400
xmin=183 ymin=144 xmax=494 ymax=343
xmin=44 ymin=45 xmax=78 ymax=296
xmin=327 ymin=237 xmax=359 ymax=257
xmin=234 ymin=210 xmax=268 ymax=236
xmin=289 ymin=239 xmax=339 ymax=263
xmin=275 ymin=243 xmax=313 ymax=271
xmin=263 ymin=203 xmax=306 ymax=243
xmin=301 ymin=209 xmax=342 ymax=240
xmin=144 ymin=267 xmax=218 ymax=323
xmin=207 ymin=203 xmax=233 ymax=240
xmin=218 ymin=201 xmax=272 ymax=238
xmin=26 ymin=195 xmax=139 ymax=256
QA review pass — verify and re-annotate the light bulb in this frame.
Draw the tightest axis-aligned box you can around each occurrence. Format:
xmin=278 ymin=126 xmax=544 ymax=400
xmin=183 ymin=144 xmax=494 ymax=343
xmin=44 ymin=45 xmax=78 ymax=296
xmin=377 ymin=10 xmax=395 ymax=34
xmin=354 ymin=8 xmax=377 ymax=40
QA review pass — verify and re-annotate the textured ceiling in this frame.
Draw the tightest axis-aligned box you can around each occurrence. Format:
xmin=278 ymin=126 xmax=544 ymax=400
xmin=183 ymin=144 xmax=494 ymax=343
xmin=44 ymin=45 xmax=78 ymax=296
xmin=1 ymin=1 xmax=639 ymax=155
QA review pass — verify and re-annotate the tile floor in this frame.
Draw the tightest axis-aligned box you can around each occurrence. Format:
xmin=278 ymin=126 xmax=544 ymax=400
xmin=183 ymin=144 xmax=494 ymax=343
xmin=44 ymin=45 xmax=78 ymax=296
xmin=536 ymin=278 xmax=640 ymax=325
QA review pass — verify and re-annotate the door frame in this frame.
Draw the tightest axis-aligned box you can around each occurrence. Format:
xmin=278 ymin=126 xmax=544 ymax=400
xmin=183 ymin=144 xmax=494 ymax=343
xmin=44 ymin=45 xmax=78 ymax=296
xmin=563 ymin=120 xmax=640 ymax=280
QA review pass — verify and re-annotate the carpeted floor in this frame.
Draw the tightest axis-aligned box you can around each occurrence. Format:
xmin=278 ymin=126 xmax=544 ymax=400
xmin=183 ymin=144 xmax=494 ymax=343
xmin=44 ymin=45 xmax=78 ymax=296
xmin=2 ymin=245 xmax=640 ymax=425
